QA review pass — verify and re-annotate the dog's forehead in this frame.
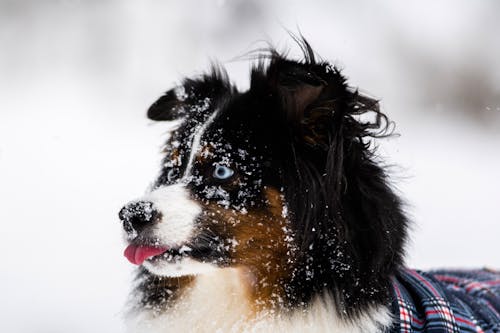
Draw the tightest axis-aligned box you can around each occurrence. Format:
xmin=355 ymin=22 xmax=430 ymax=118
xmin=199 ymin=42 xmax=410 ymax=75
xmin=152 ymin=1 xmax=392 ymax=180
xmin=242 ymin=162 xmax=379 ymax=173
xmin=195 ymin=102 xmax=265 ymax=153
xmin=194 ymin=119 xmax=259 ymax=167
xmin=156 ymin=91 xmax=274 ymax=189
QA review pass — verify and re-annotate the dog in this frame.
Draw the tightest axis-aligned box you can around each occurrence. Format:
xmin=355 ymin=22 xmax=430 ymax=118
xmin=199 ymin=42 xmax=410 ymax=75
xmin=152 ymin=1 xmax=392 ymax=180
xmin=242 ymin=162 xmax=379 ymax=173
xmin=119 ymin=40 xmax=500 ymax=332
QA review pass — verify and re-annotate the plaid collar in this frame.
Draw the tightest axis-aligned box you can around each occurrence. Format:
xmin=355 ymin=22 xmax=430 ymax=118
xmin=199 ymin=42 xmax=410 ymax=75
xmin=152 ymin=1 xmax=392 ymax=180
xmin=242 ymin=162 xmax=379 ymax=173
xmin=389 ymin=268 xmax=500 ymax=333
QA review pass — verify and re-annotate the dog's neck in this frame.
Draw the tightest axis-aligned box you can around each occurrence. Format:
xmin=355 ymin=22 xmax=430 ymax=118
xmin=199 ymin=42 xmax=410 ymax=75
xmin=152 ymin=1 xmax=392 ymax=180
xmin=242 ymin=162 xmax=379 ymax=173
xmin=127 ymin=268 xmax=393 ymax=333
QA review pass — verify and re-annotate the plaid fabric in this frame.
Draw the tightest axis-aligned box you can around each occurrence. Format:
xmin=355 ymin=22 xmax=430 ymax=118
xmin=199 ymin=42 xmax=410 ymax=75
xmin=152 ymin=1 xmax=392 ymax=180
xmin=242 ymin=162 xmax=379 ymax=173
xmin=389 ymin=268 xmax=500 ymax=333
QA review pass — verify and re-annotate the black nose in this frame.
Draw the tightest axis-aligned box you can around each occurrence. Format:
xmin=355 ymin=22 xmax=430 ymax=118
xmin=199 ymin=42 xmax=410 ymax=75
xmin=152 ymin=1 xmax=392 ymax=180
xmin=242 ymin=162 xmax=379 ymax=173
xmin=119 ymin=201 xmax=160 ymax=233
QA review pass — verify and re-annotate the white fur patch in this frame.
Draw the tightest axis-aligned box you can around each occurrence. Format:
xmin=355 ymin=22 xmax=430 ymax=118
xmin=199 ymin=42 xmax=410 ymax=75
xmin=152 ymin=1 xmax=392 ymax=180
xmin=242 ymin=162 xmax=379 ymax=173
xmin=183 ymin=110 xmax=219 ymax=178
xmin=143 ymin=184 xmax=201 ymax=247
xmin=126 ymin=269 xmax=393 ymax=333
xmin=143 ymin=257 xmax=217 ymax=277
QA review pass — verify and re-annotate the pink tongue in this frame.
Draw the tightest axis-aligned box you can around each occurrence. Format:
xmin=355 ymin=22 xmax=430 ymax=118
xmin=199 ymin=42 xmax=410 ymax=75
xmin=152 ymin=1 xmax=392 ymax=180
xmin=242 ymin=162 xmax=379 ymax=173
xmin=124 ymin=245 xmax=168 ymax=265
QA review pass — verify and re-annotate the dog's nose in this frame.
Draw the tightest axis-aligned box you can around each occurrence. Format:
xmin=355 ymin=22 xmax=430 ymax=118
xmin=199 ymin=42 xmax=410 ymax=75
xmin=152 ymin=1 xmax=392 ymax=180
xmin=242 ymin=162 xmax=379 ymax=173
xmin=119 ymin=201 xmax=160 ymax=233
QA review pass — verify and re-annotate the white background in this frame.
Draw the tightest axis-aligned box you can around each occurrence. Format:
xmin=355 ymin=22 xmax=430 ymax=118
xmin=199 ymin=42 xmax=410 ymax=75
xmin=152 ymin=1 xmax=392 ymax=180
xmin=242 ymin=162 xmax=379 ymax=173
xmin=1 ymin=1 xmax=499 ymax=332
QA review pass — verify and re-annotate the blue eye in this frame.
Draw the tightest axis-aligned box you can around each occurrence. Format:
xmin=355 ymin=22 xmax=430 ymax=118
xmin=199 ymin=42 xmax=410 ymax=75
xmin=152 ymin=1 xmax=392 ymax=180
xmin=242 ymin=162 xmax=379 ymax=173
xmin=167 ymin=169 xmax=178 ymax=181
xmin=213 ymin=165 xmax=234 ymax=180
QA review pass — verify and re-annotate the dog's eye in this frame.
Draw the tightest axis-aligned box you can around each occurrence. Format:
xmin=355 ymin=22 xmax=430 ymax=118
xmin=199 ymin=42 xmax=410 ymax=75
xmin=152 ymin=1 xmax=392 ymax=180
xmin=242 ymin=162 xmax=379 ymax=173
xmin=167 ymin=169 xmax=179 ymax=181
xmin=213 ymin=164 xmax=234 ymax=180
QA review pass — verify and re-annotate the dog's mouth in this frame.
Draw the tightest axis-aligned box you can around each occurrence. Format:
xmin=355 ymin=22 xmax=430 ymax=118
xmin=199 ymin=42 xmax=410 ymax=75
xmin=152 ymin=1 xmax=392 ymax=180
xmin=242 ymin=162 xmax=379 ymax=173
xmin=124 ymin=244 xmax=167 ymax=265
xmin=124 ymin=241 xmax=209 ymax=265
xmin=124 ymin=244 xmax=195 ymax=265
xmin=123 ymin=230 xmax=229 ymax=268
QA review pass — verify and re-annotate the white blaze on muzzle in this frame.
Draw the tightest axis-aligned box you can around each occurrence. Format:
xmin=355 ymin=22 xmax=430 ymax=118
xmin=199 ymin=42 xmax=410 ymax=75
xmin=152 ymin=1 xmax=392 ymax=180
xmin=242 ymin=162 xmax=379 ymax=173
xmin=143 ymin=183 xmax=202 ymax=246
xmin=143 ymin=110 xmax=220 ymax=245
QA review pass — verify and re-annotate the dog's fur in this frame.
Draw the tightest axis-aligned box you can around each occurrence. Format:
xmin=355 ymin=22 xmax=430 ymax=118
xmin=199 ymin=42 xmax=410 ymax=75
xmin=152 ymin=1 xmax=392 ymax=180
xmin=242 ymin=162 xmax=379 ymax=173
xmin=120 ymin=40 xmax=408 ymax=332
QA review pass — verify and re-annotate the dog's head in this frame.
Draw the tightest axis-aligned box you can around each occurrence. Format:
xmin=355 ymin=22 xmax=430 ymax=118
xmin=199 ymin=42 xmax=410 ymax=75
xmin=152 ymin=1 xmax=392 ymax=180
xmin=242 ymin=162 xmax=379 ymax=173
xmin=120 ymin=42 xmax=407 ymax=307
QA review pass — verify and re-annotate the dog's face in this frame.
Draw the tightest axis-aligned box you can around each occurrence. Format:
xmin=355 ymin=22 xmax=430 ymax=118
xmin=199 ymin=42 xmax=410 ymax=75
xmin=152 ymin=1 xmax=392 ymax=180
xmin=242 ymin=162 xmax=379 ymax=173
xmin=120 ymin=70 xmax=295 ymax=277
xmin=120 ymin=51 xmax=407 ymax=309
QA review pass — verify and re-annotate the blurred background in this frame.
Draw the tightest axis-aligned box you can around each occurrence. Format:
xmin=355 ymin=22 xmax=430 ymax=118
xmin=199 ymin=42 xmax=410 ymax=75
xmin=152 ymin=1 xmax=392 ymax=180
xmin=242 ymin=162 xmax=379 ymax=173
xmin=1 ymin=0 xmax=499 ymax=332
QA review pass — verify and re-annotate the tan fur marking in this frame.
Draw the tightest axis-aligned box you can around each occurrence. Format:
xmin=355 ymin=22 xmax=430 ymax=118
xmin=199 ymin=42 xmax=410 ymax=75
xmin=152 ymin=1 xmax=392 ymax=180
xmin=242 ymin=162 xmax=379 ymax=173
xmin=203 ymin=187 xmax=295 ymax=313
xmin=193 ymin=145 xmax=215 ymax=164
xmin=163 ymin=147 xmax=182 ymax=166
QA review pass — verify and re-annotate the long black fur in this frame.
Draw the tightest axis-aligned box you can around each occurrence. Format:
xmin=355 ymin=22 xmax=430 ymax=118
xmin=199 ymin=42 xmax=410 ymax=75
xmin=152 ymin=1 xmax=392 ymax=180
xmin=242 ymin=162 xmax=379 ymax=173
xmin=144 ymin=38 xmax=408 ymax=318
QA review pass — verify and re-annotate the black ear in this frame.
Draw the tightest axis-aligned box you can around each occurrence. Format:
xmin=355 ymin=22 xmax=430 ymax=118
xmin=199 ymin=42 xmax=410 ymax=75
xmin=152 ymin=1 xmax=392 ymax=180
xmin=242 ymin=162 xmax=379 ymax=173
xmin=263 ymin=57 xmax=346 ymax=149
xmin=147 ymin=68 xmax=234 ymax=122
xmin=263 ymin=56 xmax=383 ymax=150
xmin=147 ymin=88 xmax=185 ymax=121
xmin=275 ymin=63 xmax=327 ymax=125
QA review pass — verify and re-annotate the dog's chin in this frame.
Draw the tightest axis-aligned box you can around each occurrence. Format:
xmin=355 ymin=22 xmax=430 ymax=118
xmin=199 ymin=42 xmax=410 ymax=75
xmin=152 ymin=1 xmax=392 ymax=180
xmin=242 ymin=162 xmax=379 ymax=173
xmin=142 ymin=256 xmax=218 ymax=277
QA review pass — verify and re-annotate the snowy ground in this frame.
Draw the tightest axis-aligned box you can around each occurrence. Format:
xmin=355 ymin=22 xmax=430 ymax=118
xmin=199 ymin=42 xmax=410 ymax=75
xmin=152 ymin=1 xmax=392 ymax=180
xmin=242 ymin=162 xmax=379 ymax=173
xmin=1 ymin=1 xmax=499 ymax=332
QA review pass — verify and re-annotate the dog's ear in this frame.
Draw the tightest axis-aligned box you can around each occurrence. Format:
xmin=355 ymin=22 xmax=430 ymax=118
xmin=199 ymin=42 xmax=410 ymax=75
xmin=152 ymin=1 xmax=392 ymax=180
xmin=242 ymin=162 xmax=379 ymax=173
xmin=147 ymin=88 xmax=184 ymax=121
xmin=148 ymin=69 xmax=233 ymax=122
xmin=264 ymin=58 xmax=345 ymax=149
xmin=265 ymin=58 xmax=381 ymax=150
xmin=275 ymin=63 xmax=327 ymax=125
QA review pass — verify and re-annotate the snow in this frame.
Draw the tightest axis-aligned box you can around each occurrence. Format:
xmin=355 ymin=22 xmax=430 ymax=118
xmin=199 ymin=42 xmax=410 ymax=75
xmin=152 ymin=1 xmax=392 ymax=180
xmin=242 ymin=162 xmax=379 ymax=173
xmin=1 ymin=1 xmax=499 ymax=332
xmin=178 ymin=245 xmax=192 ymax=254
